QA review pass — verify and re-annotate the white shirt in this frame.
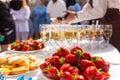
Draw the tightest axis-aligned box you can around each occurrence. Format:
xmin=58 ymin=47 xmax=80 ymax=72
xmin=72 ymin=0 xmax=120 ymax=22
xmin=47 ymin=0 xmax=66 ymax=18
xmin=10 ymin=6 xmax=30 ymax=32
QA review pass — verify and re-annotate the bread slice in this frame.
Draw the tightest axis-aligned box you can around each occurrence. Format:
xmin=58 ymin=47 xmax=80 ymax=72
xmin=10 ymin=66 xmax=29 ymax=75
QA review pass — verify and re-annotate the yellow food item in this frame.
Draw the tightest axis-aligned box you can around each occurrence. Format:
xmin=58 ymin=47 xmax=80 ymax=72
xmin=10 ymin=66 xmax=29 ymax=75
xmin=0 ymin=54 xmax=40 ymax=76
xmin=29 ymin=60 xmax=40 ymax=70
xmin=1 ymin=64 xmax=16 ymax=69
xmin=0 ymin=68 xmax=11 ymax=76
xmin=0 ymin=58 xmax=8 ymax=64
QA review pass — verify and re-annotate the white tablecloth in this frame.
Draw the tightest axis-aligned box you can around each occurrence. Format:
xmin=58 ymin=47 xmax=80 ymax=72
xmin=1 ymin=44 xmax=120 ymax=80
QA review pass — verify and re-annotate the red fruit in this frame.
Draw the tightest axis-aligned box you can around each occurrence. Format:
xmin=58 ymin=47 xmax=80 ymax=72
xmin=40 ymin=62 xmax=51 ymax=73
xmin=33 ymin=40 xmax=39 ymax=45
xmin=95 ymin=59 xmax=109 ymax=72
xmin=92 ymin=56 xmax=110 ymax=72
xmin=47 ymin=67 xmax=59 ymax=79
xmin=60 ymin=63 xmax=71 ymax=72
xmin=65 ymin=54 xmax=79 ymax=65
xmin=22 ymin=45 xmax=30 ymax=51
xmin=60 ymin=72 xmax=74 ymax=80
xmin=83 ymin=66 xmax=98 ymax=80
xmin=94 ymin=72 xmax=110 ymax=80
xmin=75 ymin=74 xmax=85 ymax=80
xmin=79 ymin=59 xmax=96 ymax=71
xmin=35 ymin=45 xmax=41 ymax=50
xmin=71 ymin=46 xmax=83 ymax=57
xmin=49 ymin=56 xmax=65 ymax=68
xmin=27 ymin=41 xmax=33 ymax=46
xmin=52 ymin=47 xmax=70 ymax=57
xmin=68 ymin=66 xmax=79 ymax=75
xmin=82 ymin=51 xmax=92 ymax=60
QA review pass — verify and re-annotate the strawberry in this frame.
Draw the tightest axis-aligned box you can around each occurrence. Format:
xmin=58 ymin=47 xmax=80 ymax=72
xmin=22 ymin=45 xmax=30 ymax=51
xmin=82 ymin=51 xmax=92 ymax=60
xmin=60 ymin=72 xmax=74 ymax=80
xmin=60 ymin=63 xmax=79 ymax=75
xmin=83 ymin=66 xmax=98 ymax=80
xmin=35 ymin=45 xmax=41 ymax=50
xmin=74 ymin=74 xmax=85 ymax=80
xmin=33 ymin=40 xmax=39 ymax=45
xmin=65 ymin=54 xmax=79 ymax=65
xmin=60 ymin=63 xmax=71 ymax=72
xmin=70 ymin=46 xmax=83 ymax=57
xmin=40 ymin=62 xmax=51 ymax=73
xmin=68 ymin=66 xmax=79 ymax=75
xmin=79 ymin=59 xmax=96 ymax=71
xmin=92 ymin=56 xmax=110 ymax=72
xmin=49 ymin=56 xmax=65 ymax=68
xmin=52 ymin=47 xmax=70 ymax=57
xmin=47 ymin=66 xmax=59 ymax=79
xmin=94 ymin=71 xmax=110 ymax=80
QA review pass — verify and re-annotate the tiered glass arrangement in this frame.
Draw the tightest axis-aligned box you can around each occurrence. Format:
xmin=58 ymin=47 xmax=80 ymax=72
xmin=40 ymin=24 xmax=112 ymax=52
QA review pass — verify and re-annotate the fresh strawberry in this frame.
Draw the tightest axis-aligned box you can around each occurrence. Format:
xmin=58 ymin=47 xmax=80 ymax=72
xmin=60 ymin=72 xmax=74 ymax=80
xmin=68 ymin=66 xmax=79 ymax=75
xmin=27 ymin=41 xmax=33 ymax=46
xmin=22 ymin=45 xmax=30 ymax=51
xmin=83 ymin=66 xmax=98 ymax=80
xmin=82 ymin=51 xmax=92 ymax=60
xmin=33 ymin=40 xmax=39 ymax=45
xmin=70 ymin=46 xmax=83 ymax=57
xmin=94 ymin=71 xmax=110 ymax=80
xmin=74 ymin=74 xmax=85 ymax=80
xmin=65 ymin=54 xmax=79 ymax=65
xmin=47 ymin=66 xmax=59 ymax=79
xmin=35 ymin=45 xmax=41 ymax=50
xmin=79 ymin=59 xmax=96 ymax=71
xmin=92 ymin=56 xmax=110 ymax=72
xmin=49 ymin=56 xmax=65 ymax=68
xmin=60 ymin=63 xmax=71 ymax=72
xmin=52 ymin=47 xmax=70 ymax=57
xmin=40 ymin=62 xmax=51 ymax=73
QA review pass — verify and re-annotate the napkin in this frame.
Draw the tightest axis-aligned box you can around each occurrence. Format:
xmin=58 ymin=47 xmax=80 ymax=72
xmin=17 ymin=75 xmax=24 ymax=80
xmin=0 ymin=72 xmax=5 ymax=80
xmin=17 ymin=75 xmax=32 ymax=80
xmin=27 ymin=78 xmax=32 ymax=80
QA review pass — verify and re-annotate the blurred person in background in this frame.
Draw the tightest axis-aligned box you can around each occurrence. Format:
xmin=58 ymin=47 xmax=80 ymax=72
xmin=65 ymin=0 xmax=120 ymax=52
xmin=33 ymin=0 xmax=50 ymax=39
xmin=10 ymin=0 xmax=30 ymax=40
xmin=47 ymin=0 xmax=66 ymax=18
xmin=65 ymin=0 xmax=89 ymax=24
xmin=66 ymin=0 xmax=81 ymax=12
xmin=0 ymin=0 xmax=16 ymax=51
xmin=76 ymin=0 xmax=87 ymax=9
xmin=26 ymin=0 xmax=34 ymax=39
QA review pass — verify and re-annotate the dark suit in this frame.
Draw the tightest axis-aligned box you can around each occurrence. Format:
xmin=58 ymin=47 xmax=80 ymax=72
xmin=0 ymin=1 xmax=16 ymax=44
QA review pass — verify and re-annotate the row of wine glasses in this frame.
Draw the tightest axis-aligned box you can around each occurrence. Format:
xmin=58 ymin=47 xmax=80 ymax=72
xmin=40 ymin=24 xmax=112 ymax=51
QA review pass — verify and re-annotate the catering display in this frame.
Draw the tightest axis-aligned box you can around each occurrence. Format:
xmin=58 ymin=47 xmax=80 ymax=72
xmin=40 ymin=46 xmax=110 ymax=80
xmin=0 ymin=54 xmax=40 ymax=76
xmin=10 ymin=39 xmax=44 ymax=51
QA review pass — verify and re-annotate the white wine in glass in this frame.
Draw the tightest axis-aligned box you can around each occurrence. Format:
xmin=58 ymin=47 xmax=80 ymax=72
xmin=104 ymin=25 xmax=112 ymax=44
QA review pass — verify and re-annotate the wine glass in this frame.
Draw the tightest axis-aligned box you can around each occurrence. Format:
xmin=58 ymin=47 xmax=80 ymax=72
xmin=103 ymin=24 xmax=112 ymax=45
xmin=95 ymin=25 xmax=104 ymax=49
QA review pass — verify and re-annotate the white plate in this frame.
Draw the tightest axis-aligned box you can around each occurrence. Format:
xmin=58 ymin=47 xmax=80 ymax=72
xmin=7 ymin=49 xmax=44 ymax=54
xmin=0 ymin=52 xmax=40 ymax=80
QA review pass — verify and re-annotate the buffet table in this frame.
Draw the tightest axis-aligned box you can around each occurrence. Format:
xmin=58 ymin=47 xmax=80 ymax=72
xmin=1 ymin=44 xmax=120 ymax=80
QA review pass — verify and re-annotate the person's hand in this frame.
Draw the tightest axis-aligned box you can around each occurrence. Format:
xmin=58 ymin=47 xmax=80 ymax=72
xmin=64 ymin=10 xmax=77 ymax=22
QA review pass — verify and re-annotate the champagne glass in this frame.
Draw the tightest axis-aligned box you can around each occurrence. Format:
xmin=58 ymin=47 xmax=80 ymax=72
xmin=104 ymin=24 xmax=112 ymax=45
xmin=95 ymin=25 xmax=104 ymax=49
